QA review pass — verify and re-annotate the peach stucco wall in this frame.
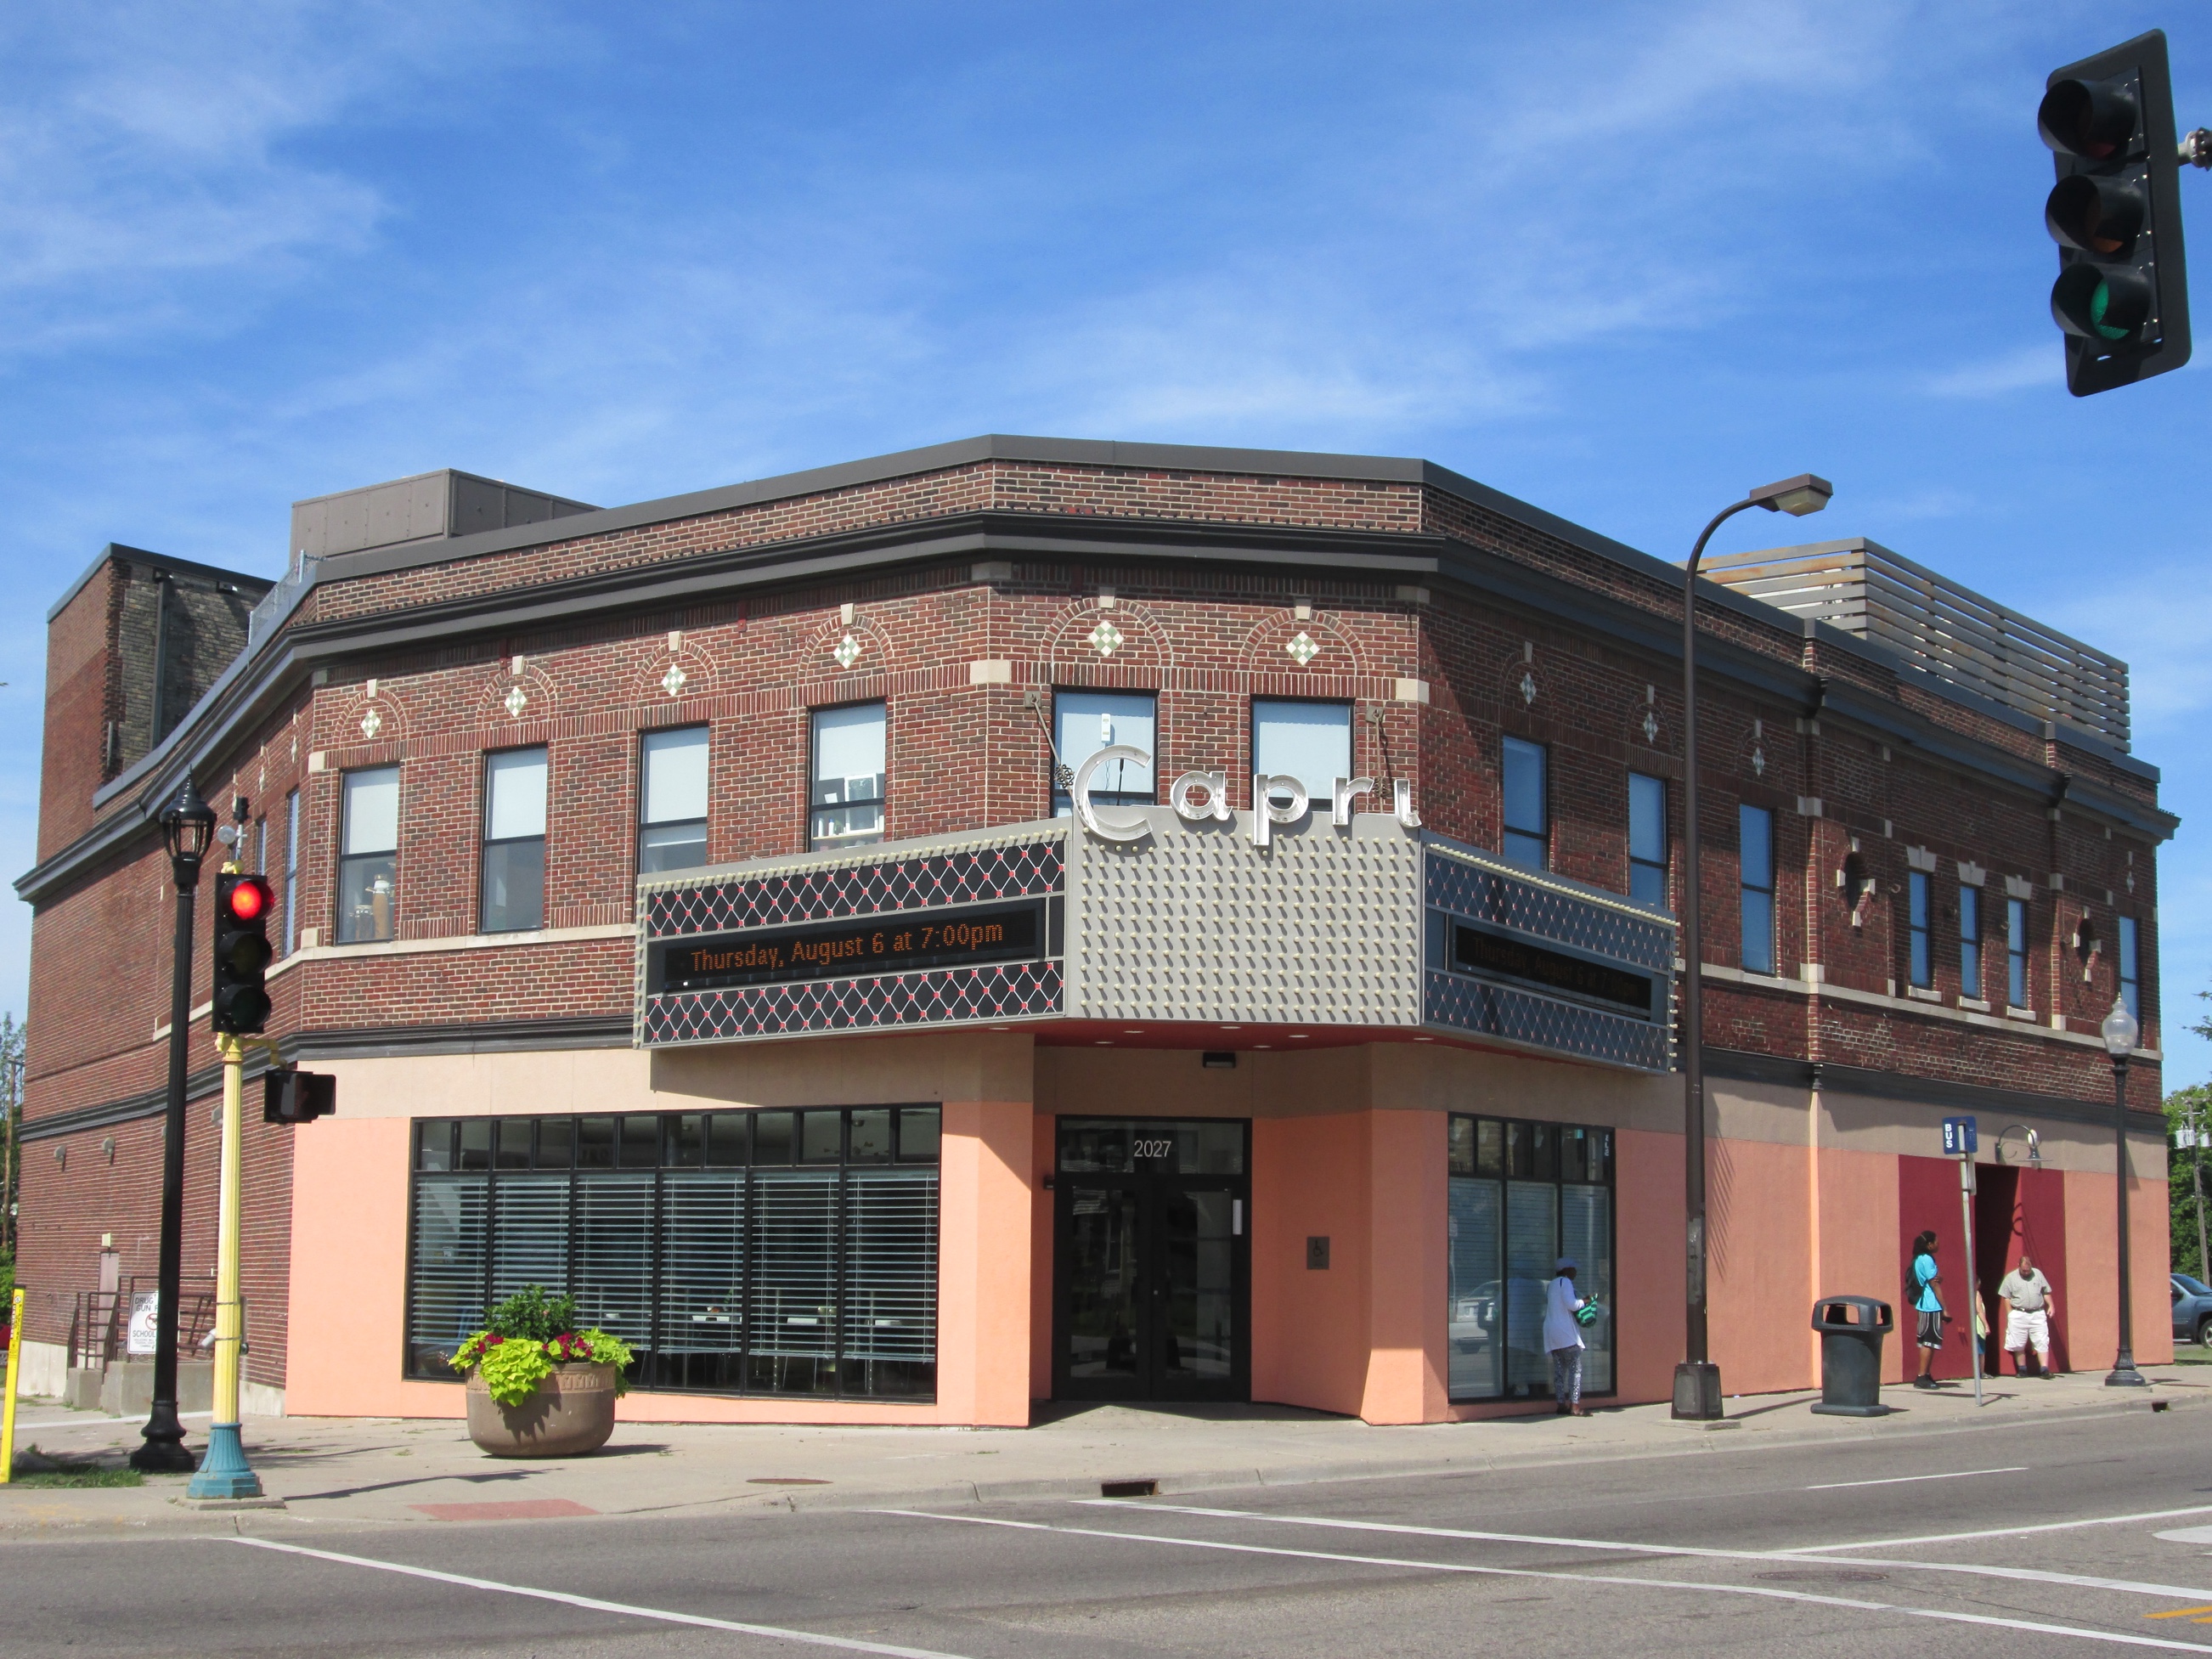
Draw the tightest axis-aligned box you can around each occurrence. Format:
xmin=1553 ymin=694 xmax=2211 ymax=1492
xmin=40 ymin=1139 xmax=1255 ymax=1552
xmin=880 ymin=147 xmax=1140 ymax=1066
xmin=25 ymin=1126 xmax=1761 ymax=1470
xmin=285 ymin=1037 xmax=1038 ymax=1425
xmin=1251 ymin=1112 xmax=1370 ymax=1416
xmin=1811 ymin=1145 xmax=1904 ymax=1382
xmin=1707 ymin=1137 xmax=1815 ymax=1396
xmin=1611 ymin=1126 xmax=1684 ymax=1408
xmin=1361 ymin=1109 xmax=1448 ymax=1423
xmin=2064 ymin=1161 xmax=2175 ymax=1371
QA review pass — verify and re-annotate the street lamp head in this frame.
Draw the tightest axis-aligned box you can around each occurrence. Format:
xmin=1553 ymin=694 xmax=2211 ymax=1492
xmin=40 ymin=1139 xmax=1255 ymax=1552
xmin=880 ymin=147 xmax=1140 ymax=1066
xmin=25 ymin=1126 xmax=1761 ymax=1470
xmin=2102 ymin=996 xmax=2140 ymax=1061
xmin=160 ymin=777 xmax=217 ymax=881
xmin=1749 ymin=474 xmax=1835 ymax=517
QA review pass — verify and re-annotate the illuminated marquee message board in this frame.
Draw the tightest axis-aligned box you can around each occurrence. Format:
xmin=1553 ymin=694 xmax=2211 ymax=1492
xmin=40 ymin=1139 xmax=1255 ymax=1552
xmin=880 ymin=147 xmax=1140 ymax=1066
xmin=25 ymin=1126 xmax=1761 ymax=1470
xmin=649 ymin=898 xmax=1055 ymax=995
xmin=1448 ymin=922 xmax=1661 ymax=1020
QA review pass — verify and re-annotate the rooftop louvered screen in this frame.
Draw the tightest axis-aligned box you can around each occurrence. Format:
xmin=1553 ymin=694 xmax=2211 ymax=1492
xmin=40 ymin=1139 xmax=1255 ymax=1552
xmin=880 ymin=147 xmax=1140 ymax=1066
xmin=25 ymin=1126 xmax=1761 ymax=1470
xmin=1703 ymin=540 xmax=2130 ymax=750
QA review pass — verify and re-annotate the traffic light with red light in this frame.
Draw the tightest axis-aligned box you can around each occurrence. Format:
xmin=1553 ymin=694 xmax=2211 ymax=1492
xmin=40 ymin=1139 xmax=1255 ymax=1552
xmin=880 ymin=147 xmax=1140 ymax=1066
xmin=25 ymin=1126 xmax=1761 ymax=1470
xmin=262 ymin=1068 xmax=335 ymax=1126
xmin=212 ymin=872 xmax=274 ymax=1034
xmin=2041 ymin=31 xmax=2192 ymax=395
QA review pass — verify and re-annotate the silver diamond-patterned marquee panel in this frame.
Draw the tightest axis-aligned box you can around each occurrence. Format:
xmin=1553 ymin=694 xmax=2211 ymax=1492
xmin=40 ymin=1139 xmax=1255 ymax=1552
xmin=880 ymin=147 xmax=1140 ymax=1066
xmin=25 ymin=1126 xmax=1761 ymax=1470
xmin=645 ymin=960 xmax=1065 ymax=1043
xmin=1069 ymin=818 xmax=1423 ymax=1026
xmin=1424 ymin=971 xmax=1673 ymax=1073
xmin=646 ymin=840 xmax=1064 ymax=940
xmin=1424 ymin=849 xmax=1673 ymax=973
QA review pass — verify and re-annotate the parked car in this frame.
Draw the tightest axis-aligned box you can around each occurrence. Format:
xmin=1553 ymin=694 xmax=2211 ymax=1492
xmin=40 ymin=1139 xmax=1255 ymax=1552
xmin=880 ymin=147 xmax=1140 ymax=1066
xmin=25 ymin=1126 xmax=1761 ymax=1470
xmin=2172 ymin=1274 xmax=2212 ymax=1346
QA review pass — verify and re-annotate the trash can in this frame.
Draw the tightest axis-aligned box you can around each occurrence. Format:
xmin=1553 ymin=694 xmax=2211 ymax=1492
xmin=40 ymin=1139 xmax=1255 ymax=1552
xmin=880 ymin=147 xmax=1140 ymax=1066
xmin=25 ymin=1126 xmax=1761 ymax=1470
xmin=1810 ymin=1296 xmax=1893 ymax=1417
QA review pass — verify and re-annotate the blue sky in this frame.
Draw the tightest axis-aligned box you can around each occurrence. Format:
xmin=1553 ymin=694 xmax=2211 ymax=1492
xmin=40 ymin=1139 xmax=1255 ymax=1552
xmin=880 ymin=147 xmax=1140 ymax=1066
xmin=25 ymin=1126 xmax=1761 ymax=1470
xmin=3 ymin=2 xmax=2207 ymax=1085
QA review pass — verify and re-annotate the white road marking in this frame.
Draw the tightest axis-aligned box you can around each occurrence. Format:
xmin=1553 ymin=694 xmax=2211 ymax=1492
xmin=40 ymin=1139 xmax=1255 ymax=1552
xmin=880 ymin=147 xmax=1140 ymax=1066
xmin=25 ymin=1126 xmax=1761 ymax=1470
xmin=880 ymin=1509 xmax=2212 ymax=1653
xmin=1083 ymin=1500 xmax=2212 ymax=1603
xmin=1793 ymin=1504 xmax=2212 ymax=1554
xmin=223 ymin=1536 xmax=974 ymax=1659
xmin=1807 ymin=1466 xmax=2027 ymax=1491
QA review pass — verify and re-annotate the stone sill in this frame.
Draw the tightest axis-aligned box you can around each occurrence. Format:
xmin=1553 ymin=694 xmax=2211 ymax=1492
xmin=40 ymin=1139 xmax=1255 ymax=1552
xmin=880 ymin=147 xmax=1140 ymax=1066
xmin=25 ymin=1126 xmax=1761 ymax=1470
xmin=1700 ymin=962 xmax=2161 ymax=1061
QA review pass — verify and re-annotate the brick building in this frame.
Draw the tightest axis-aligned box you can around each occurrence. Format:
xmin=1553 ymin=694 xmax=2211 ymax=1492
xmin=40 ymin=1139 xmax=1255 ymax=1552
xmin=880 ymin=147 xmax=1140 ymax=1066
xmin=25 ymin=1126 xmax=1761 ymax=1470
xmin=14 ymin=436 xmax=2175 ymax=1425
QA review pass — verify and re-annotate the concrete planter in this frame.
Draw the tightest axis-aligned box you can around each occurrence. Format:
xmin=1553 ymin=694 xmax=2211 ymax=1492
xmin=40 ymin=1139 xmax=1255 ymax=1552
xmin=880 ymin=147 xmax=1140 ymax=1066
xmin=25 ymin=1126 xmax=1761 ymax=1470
xmin=464 ymin=1361 xmax=618 ymax=1458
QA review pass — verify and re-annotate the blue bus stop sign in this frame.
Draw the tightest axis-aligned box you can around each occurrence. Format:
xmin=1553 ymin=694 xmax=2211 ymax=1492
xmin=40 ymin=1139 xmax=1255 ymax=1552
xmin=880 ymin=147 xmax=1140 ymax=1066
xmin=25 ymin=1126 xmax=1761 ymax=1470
xmin=1942 ymin=1115 xmax=1978 ymax=1157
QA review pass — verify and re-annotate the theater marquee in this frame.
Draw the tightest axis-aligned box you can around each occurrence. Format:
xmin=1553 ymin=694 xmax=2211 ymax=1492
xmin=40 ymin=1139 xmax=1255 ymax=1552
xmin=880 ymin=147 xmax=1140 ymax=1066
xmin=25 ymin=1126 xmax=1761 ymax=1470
xmin=637 ymin=810 xmax=1675 ymax=1071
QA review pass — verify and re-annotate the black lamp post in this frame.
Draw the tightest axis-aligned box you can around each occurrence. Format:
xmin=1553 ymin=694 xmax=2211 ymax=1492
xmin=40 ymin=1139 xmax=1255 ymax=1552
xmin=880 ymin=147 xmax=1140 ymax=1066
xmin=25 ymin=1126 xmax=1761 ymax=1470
xmin=131 ymin=777 xmax=216 ymax=1473
xmin=2102 ymin=996 xmax=2148 ymax=1388
xmin=1673 ymin=473 xmax=1833 ymax=1422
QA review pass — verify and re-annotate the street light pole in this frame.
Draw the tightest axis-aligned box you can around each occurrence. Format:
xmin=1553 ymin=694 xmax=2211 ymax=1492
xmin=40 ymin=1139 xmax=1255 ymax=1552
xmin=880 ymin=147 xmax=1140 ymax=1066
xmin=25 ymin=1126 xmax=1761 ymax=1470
xmin=1673 ymin=473 xmax=1834 ymax=1423
xmin=132 ymin=778 xmax=216 ymax=1474
xmin=2103 ymin=997 xmax=2147 ymax=1387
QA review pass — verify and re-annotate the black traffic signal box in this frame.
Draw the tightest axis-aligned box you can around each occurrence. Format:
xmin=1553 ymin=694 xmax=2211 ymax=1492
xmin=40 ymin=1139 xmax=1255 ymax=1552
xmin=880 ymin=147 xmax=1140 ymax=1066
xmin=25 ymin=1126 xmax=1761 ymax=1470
xmin=262 ymin=1069 xmax=336 ymax=1126
xmin=212 ymin=872 xmax=275 ymax=1035
xmin=2041 ymin=30 xmax=2192 ymax=395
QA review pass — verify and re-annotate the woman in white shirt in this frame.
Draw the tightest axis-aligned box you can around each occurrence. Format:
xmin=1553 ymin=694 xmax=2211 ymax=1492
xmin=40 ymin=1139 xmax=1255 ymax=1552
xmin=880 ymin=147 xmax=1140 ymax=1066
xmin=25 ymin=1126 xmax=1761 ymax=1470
xmin=1544 ymin=1256 xmax=1593 ymax=1417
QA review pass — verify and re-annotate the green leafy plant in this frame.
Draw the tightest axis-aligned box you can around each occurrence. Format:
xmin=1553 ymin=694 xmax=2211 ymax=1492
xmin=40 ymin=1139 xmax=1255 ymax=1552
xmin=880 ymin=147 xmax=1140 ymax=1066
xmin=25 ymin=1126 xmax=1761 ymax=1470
xmin=485 ymin=1284 xmax=582 ymax=1344
xmin=448 ymin=1284 xmax=638 ymax=1404
xmin=476 ymin=1336 xmax=556 ymax=1406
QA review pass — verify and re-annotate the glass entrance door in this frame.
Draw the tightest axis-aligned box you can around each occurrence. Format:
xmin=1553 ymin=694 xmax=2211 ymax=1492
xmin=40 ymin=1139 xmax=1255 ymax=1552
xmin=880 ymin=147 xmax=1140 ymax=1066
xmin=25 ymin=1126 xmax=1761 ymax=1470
xmin=1054 ymin=1119 xmax=1250 ymax=1402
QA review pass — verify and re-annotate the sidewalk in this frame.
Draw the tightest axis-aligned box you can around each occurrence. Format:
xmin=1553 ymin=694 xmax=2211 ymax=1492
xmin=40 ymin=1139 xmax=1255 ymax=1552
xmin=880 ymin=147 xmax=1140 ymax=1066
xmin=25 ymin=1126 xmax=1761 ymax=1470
xmin=1 ymin=1363 xmax=2199 ymax=1537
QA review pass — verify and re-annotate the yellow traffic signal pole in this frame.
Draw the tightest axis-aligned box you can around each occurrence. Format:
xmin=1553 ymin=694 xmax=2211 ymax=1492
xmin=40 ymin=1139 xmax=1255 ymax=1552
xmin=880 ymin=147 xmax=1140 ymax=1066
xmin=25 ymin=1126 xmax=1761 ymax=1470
xmin=0 ymin=1286 xmax=25 ymax=1483
xmin=186 ymin=861 xmax=262 ymax=1500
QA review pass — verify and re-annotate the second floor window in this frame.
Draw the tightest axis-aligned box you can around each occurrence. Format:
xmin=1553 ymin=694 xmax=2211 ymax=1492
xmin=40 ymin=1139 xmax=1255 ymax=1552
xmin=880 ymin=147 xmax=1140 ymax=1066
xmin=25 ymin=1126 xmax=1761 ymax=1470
xmin=1960 ymin=884 xmax=1981 ymax=999
xmin=2008 ymin=895 xmax=2029 ymax=1008
xmin=1740 ymin=804 xmax=1775 ymax=974
xmin=1053 ymin=690 xmax=1155 ymax=815
xmin=482 ymin=747 xmax=547 ymax=934
xmin=1502 ymin=737 xmax=1549 ymax=871
xmin=640 ymin=727 xmax=709 ymax=874
xmin=810 ymin=702 xmax=885 ymax=849
xmin=283 ymin=789 xmax=299 ymax=956
xmin=338 ymin=765 xmax=399 ymax=944
xmin=1908 ymin=871 xmax=1932 ymax=988
xmin=1252 ymin=698 xmax=1351 ymax=812
xmin=1628 ymin=772 xmax=1667 ymax=906
xmin=2119 ymin=915 xmax=2141 ymax=1021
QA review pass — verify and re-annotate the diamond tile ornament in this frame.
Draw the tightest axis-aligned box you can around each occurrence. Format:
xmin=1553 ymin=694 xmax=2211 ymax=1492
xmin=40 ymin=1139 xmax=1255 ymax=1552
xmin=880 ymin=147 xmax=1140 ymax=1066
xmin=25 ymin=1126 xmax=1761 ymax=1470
xmin=1521 ymin=672 xmax=1538 ymax=705
xmin=1642 ymin=710 xmax=1659 ymax=744
xmin=1284 ymin=631 xmax=1319 ymax=666
xmin=1087 ymin=619 xmax=1124 ymax=657
xmin=359 ymin=708 xmax=382 ymax=740
xmin=660 ymin=663 xmax=688 ymax=698
xmin=833 ymin=633 xmax=862 ymax=670
xmin=1752 ymin=746 xmax=1766 ymax=777
xmin=503 ymin=684 xmax=528 ymax=719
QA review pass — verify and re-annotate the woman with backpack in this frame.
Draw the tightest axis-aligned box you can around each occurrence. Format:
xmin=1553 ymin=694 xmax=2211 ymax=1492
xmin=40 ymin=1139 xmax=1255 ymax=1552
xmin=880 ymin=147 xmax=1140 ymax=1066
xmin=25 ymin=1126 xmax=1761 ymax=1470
xmin=1911 ymin=1229 xmax=1945 ymax=1388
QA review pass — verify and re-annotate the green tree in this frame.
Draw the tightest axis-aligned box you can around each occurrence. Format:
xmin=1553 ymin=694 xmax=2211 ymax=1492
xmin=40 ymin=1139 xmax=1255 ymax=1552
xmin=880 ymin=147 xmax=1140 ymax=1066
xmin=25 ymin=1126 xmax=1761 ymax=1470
xmin=2168 ymin=1082 xmax=2212 ymax=1281
xmin=2170 ymin=991 xmax=2212 ymax=1283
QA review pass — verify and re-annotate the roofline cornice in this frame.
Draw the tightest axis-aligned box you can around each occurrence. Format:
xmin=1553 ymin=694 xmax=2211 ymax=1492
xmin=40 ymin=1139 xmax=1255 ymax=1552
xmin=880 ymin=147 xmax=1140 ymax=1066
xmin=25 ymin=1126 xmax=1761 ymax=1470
xmin=17 ymin=505 xmax=2172 ymax=908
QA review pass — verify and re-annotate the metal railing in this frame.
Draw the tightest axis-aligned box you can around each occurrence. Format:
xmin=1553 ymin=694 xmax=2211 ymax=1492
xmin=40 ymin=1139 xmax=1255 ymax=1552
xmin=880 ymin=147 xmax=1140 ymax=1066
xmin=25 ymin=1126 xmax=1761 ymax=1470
xmin=1705 ymin=540 xmax=2130 ymax=750
xmin=67 ymin=1279 xmax=216 ymax=1370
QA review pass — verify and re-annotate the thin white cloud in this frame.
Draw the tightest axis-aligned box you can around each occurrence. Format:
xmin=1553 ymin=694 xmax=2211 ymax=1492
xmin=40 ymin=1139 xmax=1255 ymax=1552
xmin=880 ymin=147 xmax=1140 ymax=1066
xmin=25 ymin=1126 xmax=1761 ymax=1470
xmin=1923 ymin=345 xmax=2056 ymax=399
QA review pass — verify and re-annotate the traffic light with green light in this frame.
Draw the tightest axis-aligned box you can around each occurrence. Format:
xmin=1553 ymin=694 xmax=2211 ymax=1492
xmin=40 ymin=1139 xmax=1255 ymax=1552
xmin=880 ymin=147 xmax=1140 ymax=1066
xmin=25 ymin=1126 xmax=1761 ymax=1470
xmin=2041 ymin=30 xmax=2192 ymax=395
xmin=212 ymin=872 xmax=274 ymax=1035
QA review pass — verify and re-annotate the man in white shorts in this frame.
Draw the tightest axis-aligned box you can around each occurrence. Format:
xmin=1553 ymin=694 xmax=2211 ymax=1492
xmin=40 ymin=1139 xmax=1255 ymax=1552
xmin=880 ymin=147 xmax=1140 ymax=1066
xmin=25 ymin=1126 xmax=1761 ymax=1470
xmin=1999 ymin=1252 xmax=2058 ymax=1378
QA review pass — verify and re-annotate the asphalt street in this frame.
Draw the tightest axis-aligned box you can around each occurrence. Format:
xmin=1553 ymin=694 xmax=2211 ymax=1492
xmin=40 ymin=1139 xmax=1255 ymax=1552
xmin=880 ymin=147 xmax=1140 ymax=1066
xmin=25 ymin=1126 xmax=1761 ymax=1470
xmin=7 ymin=1406 xmax=2212 ymax=1657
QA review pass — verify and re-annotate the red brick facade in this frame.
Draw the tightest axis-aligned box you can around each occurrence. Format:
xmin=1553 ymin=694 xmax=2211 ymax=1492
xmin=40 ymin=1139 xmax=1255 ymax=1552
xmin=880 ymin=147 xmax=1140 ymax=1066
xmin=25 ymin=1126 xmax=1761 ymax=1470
xmin=15 ymin=437 xmax=2170 ymax=1385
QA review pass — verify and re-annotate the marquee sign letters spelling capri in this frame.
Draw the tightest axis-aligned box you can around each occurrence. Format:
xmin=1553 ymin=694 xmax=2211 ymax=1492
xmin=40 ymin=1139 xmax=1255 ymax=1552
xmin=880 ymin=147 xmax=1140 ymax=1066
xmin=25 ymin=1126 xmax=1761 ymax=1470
xmin=1069 ymin=745 xmax=1422 ymax=846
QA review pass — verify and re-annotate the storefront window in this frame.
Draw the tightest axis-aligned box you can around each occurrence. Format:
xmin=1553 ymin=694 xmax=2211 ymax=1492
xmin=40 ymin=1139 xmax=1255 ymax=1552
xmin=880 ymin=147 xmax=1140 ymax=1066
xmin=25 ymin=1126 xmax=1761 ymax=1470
xmin=406 ymin=1106 xmax=941 ymax=1399
xmin=1447 ymin=1114 xmax=1614 ymax=1402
